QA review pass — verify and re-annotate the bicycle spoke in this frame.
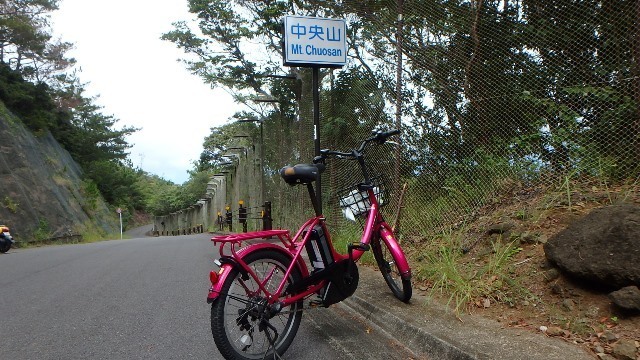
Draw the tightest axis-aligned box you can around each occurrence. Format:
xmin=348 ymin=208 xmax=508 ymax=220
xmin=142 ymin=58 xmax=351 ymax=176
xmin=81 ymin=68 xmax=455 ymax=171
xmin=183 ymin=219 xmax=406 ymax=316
xmin=258 ymin=264 xmax=280 ymax=293
xmin=212 ymin=250 xmax=304 ymax=360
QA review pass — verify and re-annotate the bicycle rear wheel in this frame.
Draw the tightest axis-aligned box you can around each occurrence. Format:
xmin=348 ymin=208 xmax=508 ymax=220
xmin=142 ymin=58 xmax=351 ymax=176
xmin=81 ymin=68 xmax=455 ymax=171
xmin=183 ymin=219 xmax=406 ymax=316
xmin=372 ymin=234 xmax=412 ymax=303
xmin=211 ymin=249 xmax=303 ymax=360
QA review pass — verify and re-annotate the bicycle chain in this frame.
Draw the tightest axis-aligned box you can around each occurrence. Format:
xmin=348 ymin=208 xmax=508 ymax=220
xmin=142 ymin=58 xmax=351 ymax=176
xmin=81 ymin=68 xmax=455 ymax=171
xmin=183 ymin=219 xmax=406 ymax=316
xmin=215 ymin=289 xmax=329 ymax=316
xmin=275 ymin=299 xmax=328 ymax=315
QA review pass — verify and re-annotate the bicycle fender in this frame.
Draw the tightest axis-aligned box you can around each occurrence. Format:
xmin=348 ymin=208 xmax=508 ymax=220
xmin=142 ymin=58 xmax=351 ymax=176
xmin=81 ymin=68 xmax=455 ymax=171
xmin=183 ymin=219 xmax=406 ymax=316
xmin=207 ymin=243 xmax=310 ymax=304
xmin=378 ymin=227 xmax=412 ymax=280
xmin=238 ymin=243 xmax=310 ymax=278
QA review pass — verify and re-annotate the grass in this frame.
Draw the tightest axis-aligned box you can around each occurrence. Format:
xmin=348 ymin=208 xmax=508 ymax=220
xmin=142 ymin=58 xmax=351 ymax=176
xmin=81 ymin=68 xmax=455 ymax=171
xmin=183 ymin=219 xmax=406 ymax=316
xmin=321 ymin=167 xmax=539 ymax=315
xmin=319 ymin=156 xmax=640 ymax=320
xmin=420 ymin=234 xmax=472 ymax=314
xmin=32 ymin=219 xmax=52 ymax=242
xmin=15 ymin=218 xmax=124 ymax=248
xmin=397 ymin=170 xmax=640 ymax=351
xmin=619 ymin=173 xmax=640 ymax=203
xmin=414 ymin=227 xmax=530 ymax=315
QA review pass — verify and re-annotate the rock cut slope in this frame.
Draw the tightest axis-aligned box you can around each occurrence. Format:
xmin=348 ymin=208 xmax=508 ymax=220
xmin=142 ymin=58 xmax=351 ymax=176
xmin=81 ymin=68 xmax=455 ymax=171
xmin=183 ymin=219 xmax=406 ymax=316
xmin=0 ymin=103 xmax=118 ymax=242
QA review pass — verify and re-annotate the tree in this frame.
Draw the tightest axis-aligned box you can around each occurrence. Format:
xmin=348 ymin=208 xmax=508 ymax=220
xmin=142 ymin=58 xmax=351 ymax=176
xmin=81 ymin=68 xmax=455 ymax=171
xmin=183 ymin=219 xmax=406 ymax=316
xmin=0 ymin=61 xmax=56 ymax=130
xmin=62 ymin=95 xmax=138 ymax=166
xmin=196 ymin=122 xmax=247 ymax=172
xmin=85 ymin=159 xmax=142 ymax=207
xmin=520 ymin=0 xmax=639 ymax=175
xmin=0 ymin=0 xmax=74 ymax=84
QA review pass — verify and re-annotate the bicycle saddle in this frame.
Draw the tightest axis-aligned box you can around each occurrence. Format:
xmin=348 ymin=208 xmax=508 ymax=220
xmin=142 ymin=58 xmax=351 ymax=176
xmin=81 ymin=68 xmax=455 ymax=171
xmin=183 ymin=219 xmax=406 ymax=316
xmin=279 ymin=163 xmax=326 ymax=185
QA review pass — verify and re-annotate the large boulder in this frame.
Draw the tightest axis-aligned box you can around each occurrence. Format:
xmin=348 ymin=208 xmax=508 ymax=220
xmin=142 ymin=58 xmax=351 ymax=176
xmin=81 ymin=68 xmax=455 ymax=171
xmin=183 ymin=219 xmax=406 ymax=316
xmin=608 ymin=286 xmax=640 ymax=311
xmin=544 ymin=204 xmax=640 ymax=289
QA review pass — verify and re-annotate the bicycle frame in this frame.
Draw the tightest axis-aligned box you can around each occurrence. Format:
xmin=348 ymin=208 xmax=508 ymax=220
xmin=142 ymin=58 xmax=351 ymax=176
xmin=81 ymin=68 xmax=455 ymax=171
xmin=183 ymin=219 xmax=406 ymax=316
xmin=349 ymin=187 xmax=411 ymax=278
xmin=207 ymin=185 xmax=411 ymax=307
xmin=207 ymin=217 xmax=330 ymax=306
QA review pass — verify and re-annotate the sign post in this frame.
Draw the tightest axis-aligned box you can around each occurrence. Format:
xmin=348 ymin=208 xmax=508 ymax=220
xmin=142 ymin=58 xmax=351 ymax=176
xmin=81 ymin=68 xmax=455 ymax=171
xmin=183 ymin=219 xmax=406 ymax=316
xmin=116 ymin=207 xmax=122 ymax=240
xmin=283 ymin=15 xmax=346 ymax=214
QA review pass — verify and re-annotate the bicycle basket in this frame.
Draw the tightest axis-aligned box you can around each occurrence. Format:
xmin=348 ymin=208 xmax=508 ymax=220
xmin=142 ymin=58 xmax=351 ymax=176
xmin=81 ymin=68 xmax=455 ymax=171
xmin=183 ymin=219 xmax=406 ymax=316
xmin=336 ymin=177 xmax=387 ymax=223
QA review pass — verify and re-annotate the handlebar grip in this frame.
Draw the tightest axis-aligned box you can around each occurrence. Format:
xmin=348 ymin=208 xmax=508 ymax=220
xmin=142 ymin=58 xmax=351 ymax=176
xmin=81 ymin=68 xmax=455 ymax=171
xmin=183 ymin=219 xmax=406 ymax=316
xmin=312 ymin=155 xmax=324 ymax=164
xmin=375 ymin=129 xmax=401 ymax=144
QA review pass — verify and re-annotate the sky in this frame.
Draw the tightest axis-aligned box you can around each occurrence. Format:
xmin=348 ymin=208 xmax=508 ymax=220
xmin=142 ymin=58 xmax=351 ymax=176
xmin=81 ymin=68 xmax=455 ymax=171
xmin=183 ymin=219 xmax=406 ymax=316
xmin=50 ymin=0 xmax=242 ymax=184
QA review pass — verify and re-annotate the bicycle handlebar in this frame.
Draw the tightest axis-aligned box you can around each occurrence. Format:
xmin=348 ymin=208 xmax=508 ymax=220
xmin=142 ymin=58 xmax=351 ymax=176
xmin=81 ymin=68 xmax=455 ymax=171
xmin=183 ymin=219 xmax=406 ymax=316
xmin=314 ymin=129 xmax=400 ymax=163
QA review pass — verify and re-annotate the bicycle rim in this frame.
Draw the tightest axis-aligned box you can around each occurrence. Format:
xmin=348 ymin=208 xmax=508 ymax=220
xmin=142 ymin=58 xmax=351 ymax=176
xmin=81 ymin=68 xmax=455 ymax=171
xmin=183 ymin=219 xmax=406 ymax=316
xmin=211 ymin=250 xmax=303 ymax=360
xmin=372 ymin=235 xmax=412 ymax=303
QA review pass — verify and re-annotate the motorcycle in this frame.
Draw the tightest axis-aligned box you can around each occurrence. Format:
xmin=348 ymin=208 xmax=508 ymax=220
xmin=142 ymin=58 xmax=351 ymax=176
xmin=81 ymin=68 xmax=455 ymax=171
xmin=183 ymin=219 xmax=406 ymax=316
xmin=0 ymin=225 xmax=15 ymax=253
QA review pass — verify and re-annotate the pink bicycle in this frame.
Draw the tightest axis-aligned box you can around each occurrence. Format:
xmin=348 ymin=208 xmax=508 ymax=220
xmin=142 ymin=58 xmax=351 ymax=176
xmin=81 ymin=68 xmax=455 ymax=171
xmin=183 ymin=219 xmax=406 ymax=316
xmin=207 ymin=130 xmax=412 ymax=360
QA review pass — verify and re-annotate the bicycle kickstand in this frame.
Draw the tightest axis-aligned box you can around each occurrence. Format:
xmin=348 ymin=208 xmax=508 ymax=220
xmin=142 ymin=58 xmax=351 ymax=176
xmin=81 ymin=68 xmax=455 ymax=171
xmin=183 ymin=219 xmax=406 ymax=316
xmin=260 ymin=319 xmax=283 ymax=360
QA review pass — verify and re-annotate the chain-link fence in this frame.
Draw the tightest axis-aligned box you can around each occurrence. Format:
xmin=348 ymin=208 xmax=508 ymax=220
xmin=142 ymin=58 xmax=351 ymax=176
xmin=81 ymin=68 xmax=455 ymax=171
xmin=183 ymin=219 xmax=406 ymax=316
xmin=195 ymin=0 xmax=639 ymax=239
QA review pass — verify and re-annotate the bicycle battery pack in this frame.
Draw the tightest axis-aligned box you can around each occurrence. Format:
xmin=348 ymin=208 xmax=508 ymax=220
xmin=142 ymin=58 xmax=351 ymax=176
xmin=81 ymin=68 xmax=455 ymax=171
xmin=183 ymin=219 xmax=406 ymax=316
xmin=304 ymin=225 xmax=334 ymax=271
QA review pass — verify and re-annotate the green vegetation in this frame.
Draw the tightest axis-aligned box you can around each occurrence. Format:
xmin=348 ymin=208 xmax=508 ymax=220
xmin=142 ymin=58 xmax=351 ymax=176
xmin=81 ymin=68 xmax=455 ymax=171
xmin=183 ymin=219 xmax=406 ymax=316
xmin=32 ymin=219 xmax=51 ymax=242
xmin=328 ymin=226 xmax=377 ymax=266
xmin=3 ymin=196 xmax=18 ymax=213
xmin=0 ymin=0 xmax=142 ymax=218
xmin=415 ymin=229 xmax=529 ymax=314
xmin=136 ymin=170 xmax=213 ymax=216
xmin=73 ymin=220 xmax=119 ymax=243
xmin=0 ymin=0 xmax=220 ymax=244
xmin=81 ymin=179 xmax=101 ymax=212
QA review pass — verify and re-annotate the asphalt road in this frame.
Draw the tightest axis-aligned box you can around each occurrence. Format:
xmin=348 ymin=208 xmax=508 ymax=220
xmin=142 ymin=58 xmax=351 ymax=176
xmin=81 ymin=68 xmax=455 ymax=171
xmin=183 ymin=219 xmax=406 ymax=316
xmin=0 ymin=234 xmax=417 ymax=360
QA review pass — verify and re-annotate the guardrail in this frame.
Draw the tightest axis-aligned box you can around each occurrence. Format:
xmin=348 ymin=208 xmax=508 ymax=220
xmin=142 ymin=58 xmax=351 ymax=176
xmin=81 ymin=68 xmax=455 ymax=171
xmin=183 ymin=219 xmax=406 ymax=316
xmin=150 ymin=175 xmax=272 ymax=236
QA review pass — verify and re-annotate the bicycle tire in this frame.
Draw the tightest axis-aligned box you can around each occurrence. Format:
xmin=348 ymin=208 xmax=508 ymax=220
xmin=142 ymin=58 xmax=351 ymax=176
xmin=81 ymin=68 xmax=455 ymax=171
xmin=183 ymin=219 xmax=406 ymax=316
xmin=211 ymin=249 xmax=303 ymax=360
xmin=372 ymin=234 xmax=412 ymax=303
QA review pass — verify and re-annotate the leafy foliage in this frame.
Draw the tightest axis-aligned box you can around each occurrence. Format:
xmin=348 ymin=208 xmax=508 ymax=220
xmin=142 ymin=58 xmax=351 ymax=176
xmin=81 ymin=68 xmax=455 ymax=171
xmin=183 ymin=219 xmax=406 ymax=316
xmin=139 ymin=170 xmax=213 ymax=216
xmin=0 ymin=62 xmax=58 ymax=132
xmin=163 ymin=0 xmax=639 ymax=231
xmin=0 ymin=0 xmax=75 ymax=83
xmin=56 ymin=93 xmax=138 ymax=165
xmin=0 ymin=1 xmax=144 ymax=215
xmin=84 ymin=160 xmax=142 ymax=207
xmin=196 ymin=122 xmax=246 ymax=172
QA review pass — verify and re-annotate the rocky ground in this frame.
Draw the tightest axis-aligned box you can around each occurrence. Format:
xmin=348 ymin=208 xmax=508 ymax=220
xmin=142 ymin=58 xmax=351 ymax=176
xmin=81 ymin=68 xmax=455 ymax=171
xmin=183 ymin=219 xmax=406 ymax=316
xmin=411 ymin=178 xmax=640 ymax=359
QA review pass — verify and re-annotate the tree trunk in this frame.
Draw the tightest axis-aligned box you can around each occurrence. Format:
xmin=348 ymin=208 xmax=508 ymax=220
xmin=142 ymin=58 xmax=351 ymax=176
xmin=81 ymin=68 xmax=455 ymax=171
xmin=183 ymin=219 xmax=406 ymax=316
xmin=464 ymin=0 xmax=486 ymax=148
xmin=394 ymin=0 xmax=404 ymax=203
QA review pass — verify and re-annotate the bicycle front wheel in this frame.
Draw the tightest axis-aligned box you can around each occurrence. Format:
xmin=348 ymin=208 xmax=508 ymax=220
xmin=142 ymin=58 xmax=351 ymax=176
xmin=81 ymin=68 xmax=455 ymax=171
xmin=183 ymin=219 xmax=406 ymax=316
xmin=372 ymin=234 xmax=412 ymax=303
xmin=211 ymin=249 xmax=303 ymax=360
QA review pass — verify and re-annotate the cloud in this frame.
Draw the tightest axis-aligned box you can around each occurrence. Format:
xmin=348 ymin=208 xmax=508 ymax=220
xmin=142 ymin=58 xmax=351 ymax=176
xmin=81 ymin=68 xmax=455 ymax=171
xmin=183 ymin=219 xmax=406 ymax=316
xmin=51 ymin=0 xmax=240 ymax=184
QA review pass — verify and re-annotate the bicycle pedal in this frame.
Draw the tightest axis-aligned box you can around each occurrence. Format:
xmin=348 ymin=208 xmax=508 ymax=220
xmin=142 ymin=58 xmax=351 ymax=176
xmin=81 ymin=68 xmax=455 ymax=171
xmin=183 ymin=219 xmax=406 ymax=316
xmin=309 ymin=300 xmax=323 ymax=308
xmin=349 ymin=242 xmax=370 ymax=252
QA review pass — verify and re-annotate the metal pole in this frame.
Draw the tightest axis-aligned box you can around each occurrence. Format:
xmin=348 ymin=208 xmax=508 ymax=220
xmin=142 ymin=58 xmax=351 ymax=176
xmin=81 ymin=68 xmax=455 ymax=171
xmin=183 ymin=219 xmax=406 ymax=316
xmin=260 ymin=121 xmax=265 ymax=205
xmin=312 ymin=67 xmax=322 ymax=215
xmin=262 ymin=201 xmax=272 ymax=231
